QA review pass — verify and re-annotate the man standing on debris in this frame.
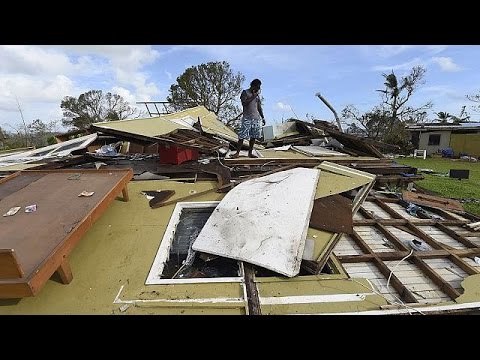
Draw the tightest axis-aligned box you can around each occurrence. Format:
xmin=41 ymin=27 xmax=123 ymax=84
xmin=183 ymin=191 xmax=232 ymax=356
xmin=232 ymin=78 xmax=265 ymax=158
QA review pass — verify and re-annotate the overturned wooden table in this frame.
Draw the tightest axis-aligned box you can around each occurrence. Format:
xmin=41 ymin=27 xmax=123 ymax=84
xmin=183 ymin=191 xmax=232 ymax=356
xmin=0 ymin=169 xmax=133 ymax=298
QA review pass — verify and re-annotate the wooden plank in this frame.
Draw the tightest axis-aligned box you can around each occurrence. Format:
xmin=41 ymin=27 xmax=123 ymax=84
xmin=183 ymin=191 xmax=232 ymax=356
xmin=436 ymin=223 xmax=478 ymax=248
xmin=402 ymin=191 xmax=464 ymax=212
xmin=411 ymin=257 xmax=461 ymax=300
xmin=243 ymin=264 xmax=261 ymax=315
xmin=0 ymin=282 xmax=33 ymax=298
xmin=374 ymin=198 xmax=404 ymax=219
xmin=301 ymin=260 xmax=321 ymax=274
xmin=421 ymin=228 xmax=467 ymax=249
xmin=405 ymin=224 xmax=444 ymax=250
xmin=376 ymin=224 xmax=410 ymax=251
xmin=448 ymin=254 xmax=479 ymax=275
xmin=0 ymin=249 xmax=23 ymax=279
xmin=121 ymin=185 xmax=129 ymax=202
xmin=361 ymin=201 xmax=392 ymax=219
xmin=313 ymin=233 xmax=344 ymax=274
xmin=56 ymin=258 xmax=73 ymax=284
xmin=372 ymin=257 xmax=418 ymax=303
xmin=339 ymin=254 xmax=384 ymax=262
xmin=216 ymin=164 xmax=298 ymax=194
xmin=353 ymin=219 xmax=467 ymax=226
xmin=358 ymin=207 xmax=374 ymax=219
xmin=350 ymin=231 xmax=374 ymax=254
xmin=155 ymin=187 xmax=218 ymax=207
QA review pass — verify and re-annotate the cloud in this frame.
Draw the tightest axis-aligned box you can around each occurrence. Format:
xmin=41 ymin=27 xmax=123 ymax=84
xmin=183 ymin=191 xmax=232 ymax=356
xmin=0 ymin=74 xmax=76 ymax=111
xmin=425 ymin=45 xmax=449 ymax=54
xmin=165 ymin=70 xmax=173 ymax=80
xmin=361 ymin=45 xmax=448 ymax=59
xmin=421 ymin=85 xmax=466 ymax=100
xmin=274 ymin=102 xmax=292 ymax=111
xmin=40 ymin=45 xmax=163 ymax=101
xmin=185 ymin=45 xmax=304 ymax=70
xmin=114 ymin=69 xmax=161 ymax=101
xmin=111 ymin=86 xmax=137 ymax=105
xmin=372 ymin=54 xmax=460 ymax=74
xmin=0 ymin=45 xmax=167 ymax=129
xmin=376 ymin=45 xmax=416 ymax=58
xmin=371 ymin=57 xmax=424 ymax=72
xmin=0 ymin=45 xmax=105 ymax=77
xmin=431 ymin=57 xmax=461 ymax=72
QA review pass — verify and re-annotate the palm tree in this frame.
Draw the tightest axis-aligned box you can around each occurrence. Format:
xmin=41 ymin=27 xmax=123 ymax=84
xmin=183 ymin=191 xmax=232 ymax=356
xmin=376 ymin=66 xmax=430 ymax=131
xmin=435 ymin=111 xmax=451 ymax=124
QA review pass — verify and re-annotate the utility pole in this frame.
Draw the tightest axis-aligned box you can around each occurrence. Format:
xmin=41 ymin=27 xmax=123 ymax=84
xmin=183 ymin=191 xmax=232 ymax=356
xmin=315 ymin=92 xmax=343 ymax=132
xmin=15 ymin=96 xmax=29 ymax=147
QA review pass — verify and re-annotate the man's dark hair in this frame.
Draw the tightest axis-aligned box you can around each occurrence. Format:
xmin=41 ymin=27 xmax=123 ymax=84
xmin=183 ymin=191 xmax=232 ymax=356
xmin=250 ymin=79 xmax=261 ymax=87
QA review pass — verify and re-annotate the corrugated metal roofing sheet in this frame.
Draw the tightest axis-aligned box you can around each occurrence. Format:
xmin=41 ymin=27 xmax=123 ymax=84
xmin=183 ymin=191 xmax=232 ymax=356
xmin=93 ymin=106 xmax=238 ymax=142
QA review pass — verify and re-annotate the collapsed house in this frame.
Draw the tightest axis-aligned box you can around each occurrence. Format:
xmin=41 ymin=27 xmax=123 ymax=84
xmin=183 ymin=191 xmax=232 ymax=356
xmin=0 ymin=107 xmax=479 ymax=315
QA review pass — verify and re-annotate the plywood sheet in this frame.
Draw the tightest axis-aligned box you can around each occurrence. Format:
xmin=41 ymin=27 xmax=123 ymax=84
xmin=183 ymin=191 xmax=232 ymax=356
xmin=314 ymin=162 xmax=375 ymax=199
xmin=192 ymin=168 xmax=320 ymax=277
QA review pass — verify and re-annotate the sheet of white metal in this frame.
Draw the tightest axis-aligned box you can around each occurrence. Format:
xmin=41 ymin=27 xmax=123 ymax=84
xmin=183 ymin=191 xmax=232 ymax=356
xmin=292 ymin=146 xmax=349 ymax=157
xmin=0 ymin=133 xmax=97 ymax=168
xmin=192 ymin=168 xmax=320 ymax=277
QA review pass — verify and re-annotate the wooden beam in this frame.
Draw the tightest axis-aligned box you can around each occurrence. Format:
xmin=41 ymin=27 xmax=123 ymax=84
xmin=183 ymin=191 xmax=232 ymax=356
xmin=353 ymin=219 xmax=467 ymax=226
xmin=373 ymin=198 xmax=403 ymax=219
xmin=337 ymin=254 xmax=376 ymax=263
xmin=376 ymin=224 xmax=410 ymax=251
xmin=358 ymin=207 xmax=374 ymax=219
xmin=339 ymin=249 xmax=480 ymax=263
xmin=220 ymin=164 xmax=299 ymax=192
xmin=155 ymin=187 xmax=219 ymax=208
xmin=350 ymin=231 xmax=373 ymax=254
xmin=449 ymin=254 xmax=479 ymax=275
xmin=436 ymin=223 xmax=478 ymax=248
xmin=301 ymin=260 xmax=321 ymax=274
xmin=372 ymin=257 xmax=419 ymax=303
xmin=0 ymin=249 xmax=23 ymax=279
xmin=56 ymin=258 xmax=73 ymax=284
xmin=412 ymin=257 xmax=461 ymax=300
xmin=243 ymin=264 xmax=262 ymax=315
xmin=122 ymin=185 xmax=129 ymax=202
xmin=402 ymin=191 xmax=464 ymax=213
xmin=404 ymin=223 xmax=445 ymax=250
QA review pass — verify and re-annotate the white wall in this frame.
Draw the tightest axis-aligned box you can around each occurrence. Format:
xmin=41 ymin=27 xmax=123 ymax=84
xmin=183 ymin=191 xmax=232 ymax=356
xmin=418 ymin=131 xmax=451 ymax=155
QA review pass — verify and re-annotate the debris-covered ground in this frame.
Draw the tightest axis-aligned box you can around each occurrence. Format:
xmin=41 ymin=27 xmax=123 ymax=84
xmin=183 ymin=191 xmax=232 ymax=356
xmin=1 ymin=106 xmax=479 ymax=314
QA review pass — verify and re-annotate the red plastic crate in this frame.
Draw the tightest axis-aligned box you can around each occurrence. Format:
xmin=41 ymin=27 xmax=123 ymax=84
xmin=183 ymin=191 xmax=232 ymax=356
xmin=158 ymin=143 xmax=199 ymax=165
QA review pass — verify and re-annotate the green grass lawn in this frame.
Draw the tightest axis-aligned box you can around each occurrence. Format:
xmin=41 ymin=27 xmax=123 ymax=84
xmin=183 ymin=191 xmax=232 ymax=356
xmin=397 ymin=157 xmax=480 ymax=216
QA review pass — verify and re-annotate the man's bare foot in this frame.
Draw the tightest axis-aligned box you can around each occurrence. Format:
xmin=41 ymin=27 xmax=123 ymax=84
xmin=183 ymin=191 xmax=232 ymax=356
xmin=248 ymin=153 xmax=258 ymax=158
xmin=230 ymin=153 xmax=240 ymax=158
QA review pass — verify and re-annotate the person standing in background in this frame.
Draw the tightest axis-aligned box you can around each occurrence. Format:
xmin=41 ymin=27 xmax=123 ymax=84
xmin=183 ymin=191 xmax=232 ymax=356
xmin=232 ymin=78 xmax=265 ymax=158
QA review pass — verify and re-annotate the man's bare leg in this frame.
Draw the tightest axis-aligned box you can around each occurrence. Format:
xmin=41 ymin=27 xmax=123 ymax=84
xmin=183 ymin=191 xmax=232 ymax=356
xmin=248 ymin=138 xmax=257 ymax=158
xmin=231 ymin=139 xmax=244 ymax=158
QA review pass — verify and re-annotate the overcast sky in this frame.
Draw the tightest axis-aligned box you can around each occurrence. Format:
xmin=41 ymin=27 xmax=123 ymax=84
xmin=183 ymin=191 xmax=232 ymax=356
xmin=1 ymin=45 xmax=480 ymax=132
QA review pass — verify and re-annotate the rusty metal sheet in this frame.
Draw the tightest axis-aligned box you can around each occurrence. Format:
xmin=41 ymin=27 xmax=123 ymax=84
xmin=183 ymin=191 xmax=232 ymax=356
xmin=402 ymin=191 xmax=464 ymax=212
xmin=309 ymin=194 xmax=353 ymax=234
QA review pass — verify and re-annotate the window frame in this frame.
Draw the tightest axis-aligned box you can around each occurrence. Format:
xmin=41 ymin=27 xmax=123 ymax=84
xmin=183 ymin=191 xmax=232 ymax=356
xmin=428 ymin=134 xmax=441 ymax=146
xmin=145 ymin=201 xmax=244 ymax=285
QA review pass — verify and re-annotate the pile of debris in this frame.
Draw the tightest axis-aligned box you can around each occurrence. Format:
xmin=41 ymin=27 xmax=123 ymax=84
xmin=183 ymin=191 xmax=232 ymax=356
xmin=4 ymin=106 xmax=480 ymax=315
